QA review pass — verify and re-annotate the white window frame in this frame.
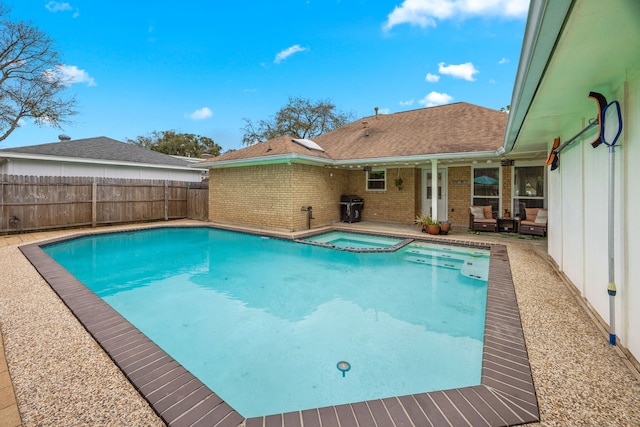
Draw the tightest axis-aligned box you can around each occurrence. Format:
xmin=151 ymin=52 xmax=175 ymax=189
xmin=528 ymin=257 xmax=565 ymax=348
xmin=366 ymin=169 xmax=386 ymax=191
xmin=512 ymin=162 xmax=546 ymax=213
xmin=471 ymin=165 xmax=501 ymax=214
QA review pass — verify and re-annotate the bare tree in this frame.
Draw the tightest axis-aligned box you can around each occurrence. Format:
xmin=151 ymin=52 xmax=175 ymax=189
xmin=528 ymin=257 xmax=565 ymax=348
xmin=0 ymin=4 xmax=76 ymax=142
xmin=241 ymin=96 xmax=354 ymax=145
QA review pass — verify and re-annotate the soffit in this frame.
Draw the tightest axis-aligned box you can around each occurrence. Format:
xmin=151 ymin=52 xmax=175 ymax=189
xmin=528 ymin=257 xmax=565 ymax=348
xmin=513 ymin=0 xmax=640 ymax=153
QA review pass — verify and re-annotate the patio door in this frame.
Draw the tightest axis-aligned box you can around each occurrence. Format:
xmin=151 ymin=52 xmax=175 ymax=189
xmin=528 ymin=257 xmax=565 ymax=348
xmin=423 ymin=168 xmax=447 ymax=221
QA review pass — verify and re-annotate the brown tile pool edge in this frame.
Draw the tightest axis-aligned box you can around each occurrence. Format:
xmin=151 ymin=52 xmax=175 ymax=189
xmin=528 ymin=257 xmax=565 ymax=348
xmin=19 ymin=226 xmax=539 ymax=427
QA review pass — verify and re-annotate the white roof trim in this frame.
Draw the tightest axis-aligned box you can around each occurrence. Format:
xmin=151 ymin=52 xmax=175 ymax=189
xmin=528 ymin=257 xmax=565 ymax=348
xmin=198 ymin=150 xmax=507 ymax=169
xmin=197 ymin=153 xmax=332 ymax=169
xmin=502 ymin=0 xmax=573 ymax=154
xmin=331 ymin=151 xmax=500 ymax=166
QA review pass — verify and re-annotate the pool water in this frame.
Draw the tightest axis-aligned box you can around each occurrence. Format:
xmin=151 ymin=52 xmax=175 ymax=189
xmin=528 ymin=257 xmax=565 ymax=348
xmin=44 ymin=227 xmax=489 ymax=418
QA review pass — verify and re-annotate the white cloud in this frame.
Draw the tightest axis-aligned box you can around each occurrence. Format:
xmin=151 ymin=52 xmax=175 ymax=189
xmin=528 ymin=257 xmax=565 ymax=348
xmin=418 ymin=91 xmax=453 ymax=107
xmin=45 ymin=1 xmax=72 ymax=12
xmin=186 ymin=107 xmax=213 ymax=121
xmin=399 ymin=99 xmax=415 ymax=106
xmin=377 ymin=108 xmax=391 ymax=114
xmin=498 ymin=57 xmax=510 ymax=64
xmin=45 ymin=1 xmax=79 ymax=17
xmin=425 ymin=73 xmax=440 ymax=83
xmin=274 ymin=44 xmax=308 ymax=64
xmin=383 ymin=0 xmax=529 ymax=31
xmin=438 ymin=62 xmax=478 ymax=81
xmin=47 ymin=64 xmax=96 ymax=86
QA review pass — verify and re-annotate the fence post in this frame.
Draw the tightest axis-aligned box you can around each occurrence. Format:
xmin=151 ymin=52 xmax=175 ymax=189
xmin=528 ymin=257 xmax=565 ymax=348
xmin=92 ymin=180 xmax=97 ymax=227
xmin=164 ymin=180 xmax=169 ymax=221
xmin=186 ymin=182 xmax=191 ymax=220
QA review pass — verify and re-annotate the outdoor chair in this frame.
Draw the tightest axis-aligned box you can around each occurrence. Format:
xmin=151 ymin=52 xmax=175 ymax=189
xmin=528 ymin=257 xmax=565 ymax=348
xmin=519 ymin=207 xmax=548 ymax=237
xmin=469 ymin=205 xmax=497 ymax=232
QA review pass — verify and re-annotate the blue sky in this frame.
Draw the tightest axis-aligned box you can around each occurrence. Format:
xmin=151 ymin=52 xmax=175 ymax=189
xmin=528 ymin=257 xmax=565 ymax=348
xmin=3 ymin=0 xmax=530 ymax=152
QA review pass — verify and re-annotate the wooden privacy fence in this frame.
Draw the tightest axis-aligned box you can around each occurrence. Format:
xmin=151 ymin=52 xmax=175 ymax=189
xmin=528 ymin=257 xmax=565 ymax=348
xmin=0 ymin=175 xmax=208 ymax=234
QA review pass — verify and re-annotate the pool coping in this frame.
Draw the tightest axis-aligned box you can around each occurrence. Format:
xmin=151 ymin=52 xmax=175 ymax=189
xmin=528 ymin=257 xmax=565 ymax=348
xmin=19 ymin=225 xmax=539 ymax=427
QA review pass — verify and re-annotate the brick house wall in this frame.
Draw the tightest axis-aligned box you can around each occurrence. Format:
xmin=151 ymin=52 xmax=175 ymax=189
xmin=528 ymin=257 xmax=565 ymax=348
xmin=209 ymin=165 xmax=420 ymax=230
xmin=447 ymin=166 xmax=472 ymax=227
xmin=501 ymin=166 xmax=512 ymax=215
xmin=209 ymin=164 xmax=291 ymax=230
xmin=345 ymin=167 xmax=418 ymax=224
xmin=208 ymin=163 xmax=509 ymax=231
xmin=290 ymin=165 xmax=350 ymax=229
xmin=413 ymin=168 xmax=423 ymax=218
xmin=209 ymin=164 xmax=350 ymax=231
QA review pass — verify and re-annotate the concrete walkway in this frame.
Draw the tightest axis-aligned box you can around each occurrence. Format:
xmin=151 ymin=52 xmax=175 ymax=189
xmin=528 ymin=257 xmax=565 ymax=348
xmin=0 ymin=220 xmax=638 ymax=426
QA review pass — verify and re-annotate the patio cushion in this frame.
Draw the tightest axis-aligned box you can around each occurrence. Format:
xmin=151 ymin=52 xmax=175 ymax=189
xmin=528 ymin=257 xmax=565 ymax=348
xmin=525 ymin=208 xmax=538 ymax=221
xmin=482 ymin=205 xmax=493 ymax=219
xmin=470 ymin=206 xmax=485 ymax=219
xmin=535 ymin=209 xmax=548 ymax=224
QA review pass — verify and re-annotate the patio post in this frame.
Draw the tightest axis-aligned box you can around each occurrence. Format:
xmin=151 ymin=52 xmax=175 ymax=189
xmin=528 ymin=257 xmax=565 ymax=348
xmin=431 ymin=159 xmax=438 ymax=221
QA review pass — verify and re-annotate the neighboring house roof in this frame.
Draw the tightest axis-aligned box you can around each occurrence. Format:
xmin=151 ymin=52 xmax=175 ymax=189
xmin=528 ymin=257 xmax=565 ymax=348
xmin=199 ymin=103 xmax=508 ymax=168
xmin=0 ymin=136 xmax=193 ymax=168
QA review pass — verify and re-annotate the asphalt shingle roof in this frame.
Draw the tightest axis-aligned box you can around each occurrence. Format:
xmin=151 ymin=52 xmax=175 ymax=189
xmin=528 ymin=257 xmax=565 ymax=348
xmin=0 ymin=136 xmax=192 ymax=167
xmin=316 ymin=102 xmax=508 ymax=159
xmin=206 ymin=135 xmax=333 ymax=162
xmin=206 ymin=103 xmax=507 ymax=164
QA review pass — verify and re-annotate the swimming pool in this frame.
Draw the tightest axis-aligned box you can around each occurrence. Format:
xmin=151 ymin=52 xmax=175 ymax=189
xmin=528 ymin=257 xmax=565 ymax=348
xmin=42 ymin=227 xmax=489 ymax=418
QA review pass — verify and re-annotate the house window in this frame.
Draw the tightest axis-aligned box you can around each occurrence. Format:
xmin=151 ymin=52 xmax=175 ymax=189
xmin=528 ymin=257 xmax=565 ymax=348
xmin=472 ymin=167 xmax=500 ymax=215
xmin=366 ymin=169 xmax=386 ymax=191
xmin=513 ymin=166 xmax=544 ymax=216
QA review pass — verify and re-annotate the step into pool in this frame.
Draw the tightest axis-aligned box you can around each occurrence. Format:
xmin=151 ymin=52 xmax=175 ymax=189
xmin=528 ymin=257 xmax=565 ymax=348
xmin=401 ymin=241 xmax=490 ymax=281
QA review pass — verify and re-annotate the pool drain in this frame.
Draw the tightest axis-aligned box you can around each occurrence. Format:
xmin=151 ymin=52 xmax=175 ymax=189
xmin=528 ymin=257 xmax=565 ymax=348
xmin=337 ymin=361 xmax=351 ymax=377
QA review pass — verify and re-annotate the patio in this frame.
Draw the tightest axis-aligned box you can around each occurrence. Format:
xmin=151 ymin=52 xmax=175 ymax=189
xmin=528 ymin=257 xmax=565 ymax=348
xmin=0 ymin=220 xmax=639 ymax=426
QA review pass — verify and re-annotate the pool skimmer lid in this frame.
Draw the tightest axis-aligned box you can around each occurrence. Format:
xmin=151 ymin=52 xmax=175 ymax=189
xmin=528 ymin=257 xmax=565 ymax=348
xmin=337 ymin=361 xmax=351 ymax=377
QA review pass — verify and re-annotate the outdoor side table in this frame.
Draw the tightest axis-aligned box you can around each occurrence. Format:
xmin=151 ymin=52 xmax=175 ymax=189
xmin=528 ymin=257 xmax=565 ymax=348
xmin=497 ymin=217 xmax=519 ymax=233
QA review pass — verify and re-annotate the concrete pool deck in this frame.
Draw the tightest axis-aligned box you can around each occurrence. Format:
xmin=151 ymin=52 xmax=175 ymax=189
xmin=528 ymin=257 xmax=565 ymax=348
xmin=0 ymin=220 xmax=639 ymax=426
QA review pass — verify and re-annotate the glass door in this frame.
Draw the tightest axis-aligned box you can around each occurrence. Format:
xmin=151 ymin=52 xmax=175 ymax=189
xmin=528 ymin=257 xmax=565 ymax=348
xmin=423 ymin=169 xmax=447 ymax=221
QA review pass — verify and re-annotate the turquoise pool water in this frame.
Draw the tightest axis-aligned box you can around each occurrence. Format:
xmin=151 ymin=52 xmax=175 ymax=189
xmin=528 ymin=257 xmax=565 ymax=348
xmin=43 ymin=227 xmax=489 ymax=418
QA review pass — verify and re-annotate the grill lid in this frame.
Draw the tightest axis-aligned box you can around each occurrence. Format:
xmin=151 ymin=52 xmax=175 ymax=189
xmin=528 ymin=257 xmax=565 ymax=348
xmin=341 ymin=194 xmax=364 ymax=203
